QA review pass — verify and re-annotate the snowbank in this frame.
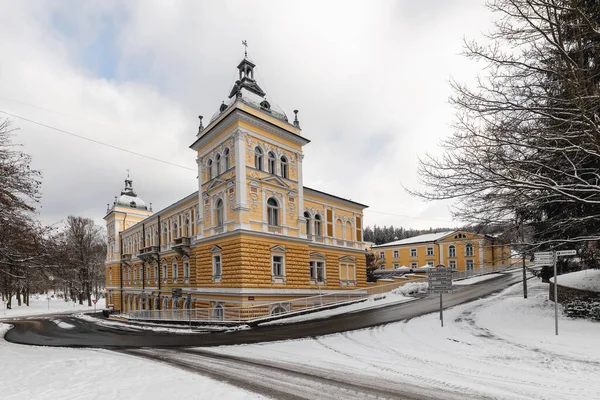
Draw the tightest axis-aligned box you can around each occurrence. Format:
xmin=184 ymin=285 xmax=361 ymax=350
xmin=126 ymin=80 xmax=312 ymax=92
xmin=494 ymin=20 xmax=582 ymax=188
xmin=453 ymin=273 xmax=503 ymax=285
xmin=551 ymin=269 xmax=600 ymax=292
xmin=0 ymin=323 xmax=264 ymax=400
xmin=212 ymin=280 xmax=600 ymax=400
xmin=0 ymin=294 xmax=94 ymax=319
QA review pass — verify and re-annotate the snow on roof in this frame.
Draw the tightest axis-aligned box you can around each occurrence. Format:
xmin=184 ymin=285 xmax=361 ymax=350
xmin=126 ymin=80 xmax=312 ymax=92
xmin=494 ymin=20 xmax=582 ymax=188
xmin=551 ymin=269 xmax=600 ymax=292
xmin=373 ymin=231 xmax=455 ymax=248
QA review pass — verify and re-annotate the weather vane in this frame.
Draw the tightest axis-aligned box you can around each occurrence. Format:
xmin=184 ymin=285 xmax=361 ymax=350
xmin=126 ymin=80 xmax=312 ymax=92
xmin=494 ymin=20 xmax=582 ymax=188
xmin=242 ymin=39 xmax=248 ymax=56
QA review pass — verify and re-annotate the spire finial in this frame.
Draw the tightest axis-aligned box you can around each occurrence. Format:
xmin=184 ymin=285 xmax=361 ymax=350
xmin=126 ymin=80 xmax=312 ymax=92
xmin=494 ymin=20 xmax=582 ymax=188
xmin=293 ymin=109 xmax=300 ymax=128
xmin=197 ymin=115 xmax=204 ymax=134
xmin=127 ymin=169 xmax=130 ymax=179
xmin=242 ymin=39 xmax=248 ymax=57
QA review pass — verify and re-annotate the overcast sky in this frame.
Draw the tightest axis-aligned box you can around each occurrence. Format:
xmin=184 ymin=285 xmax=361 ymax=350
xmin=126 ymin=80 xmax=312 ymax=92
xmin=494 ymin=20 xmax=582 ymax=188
xmin=0 ymin=0 xmax=495 ymax=230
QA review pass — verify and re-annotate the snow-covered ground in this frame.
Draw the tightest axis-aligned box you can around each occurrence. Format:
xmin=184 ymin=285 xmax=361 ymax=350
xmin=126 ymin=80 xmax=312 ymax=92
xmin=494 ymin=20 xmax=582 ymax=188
xmin=210 ymin=280 xmax=600 ymax=400
xmin=261 ymin=282 xmax=427 ymax=326
xmin=0 ymin=323 xmax=265 ymax=400
xmin=552 ymin=268 xmax=600 ymax=291
xmin=453 ymin=273 xmax=503 ymax=285
xmin=0 ymin=294 xmax=95 ymax=319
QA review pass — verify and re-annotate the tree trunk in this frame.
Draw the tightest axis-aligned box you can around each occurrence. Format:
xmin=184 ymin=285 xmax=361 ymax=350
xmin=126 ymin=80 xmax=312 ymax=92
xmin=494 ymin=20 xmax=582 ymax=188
xmin=16 ymin=289 xmax=21 ymax=306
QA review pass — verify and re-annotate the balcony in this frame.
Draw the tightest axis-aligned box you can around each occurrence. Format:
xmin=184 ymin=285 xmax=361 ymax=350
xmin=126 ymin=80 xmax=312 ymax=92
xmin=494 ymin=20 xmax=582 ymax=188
xmin=172 ymin=236 xmax=191 ymax=257
xmin=121 ymin=253 xmax=132 ymax=263
xmin=137 ymin=246 xmax=160 ymax=263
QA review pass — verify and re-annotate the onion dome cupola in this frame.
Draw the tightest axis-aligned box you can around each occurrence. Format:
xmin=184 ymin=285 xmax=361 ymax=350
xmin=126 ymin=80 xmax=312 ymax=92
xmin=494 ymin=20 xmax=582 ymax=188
xmin=114 ymin=173 xmax=149 ymax=211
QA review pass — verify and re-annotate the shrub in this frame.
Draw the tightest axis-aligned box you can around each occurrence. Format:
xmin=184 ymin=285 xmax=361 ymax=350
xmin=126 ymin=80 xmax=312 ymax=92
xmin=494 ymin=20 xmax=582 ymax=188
xmin=564 ymin=300 xmax=600 ymax=321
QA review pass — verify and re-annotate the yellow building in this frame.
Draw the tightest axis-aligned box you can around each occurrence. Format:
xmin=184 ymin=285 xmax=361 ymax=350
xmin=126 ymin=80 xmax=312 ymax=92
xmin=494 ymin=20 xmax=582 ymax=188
xmin=371 ymin=231 xmax=510 ymax=272
xmin=104 ymin=54 xmax=368 ymax=316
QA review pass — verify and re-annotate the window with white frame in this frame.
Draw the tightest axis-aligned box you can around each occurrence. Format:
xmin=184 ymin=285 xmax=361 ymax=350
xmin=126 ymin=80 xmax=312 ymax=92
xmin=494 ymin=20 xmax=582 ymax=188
xmin=309 ymin=261 xmax=326 ymax=283
xmin=224 ymin=147 xmax=230 ymax=170
xmin=314 ymin=214 xmax=322 ymax=236
xmin=268 ymin=151 xmax=276 ymax=174
xmin=427 ymin=247 xmax=434 ymax=256
xmin=267 ymin=197 xmax=280 ymax=226
xmin=379 ymin=251 xmax=385 ymax=259
xmin=212 ymin=254 xmax=222 ymax=281
xmin=212 ymin=303 xmax=224 ymax=320
xmin=410 ymin=262 xmax=418 ymax=269
xmin=465 ymin=243 xmax=474 ymax=257
xmin=427 ymin=261 xmax=434 ymax=266
xmin=172 ymin=261 xmax=178 ymax=283
xmin=280 ymin=156 xmax=288 ymax=179
xmin=393 ymin=263 xmax=400 ymax=269
xmin=146 ymin=265 xmax=151 ymax=283
xmin=183 ymin=261 xmax=190 ymax=282
xmin=448 ymin=245 xmax=456 ymax=258
xmin=304 ymin=211 xmax=311 ymax=236
xmin=272 ymin=255 xmax=284 ymax=276
xmin=380 ymin=263 xmax=386 ymax=270
xmin=449 ymin=260 xmax=456 ymax=269
xmin=132 ymin=266 xmax=137 ymax=282
xmin=162 ymin=264 xmax=167 ymax=283
xmin=393 ymin=250 xmax=399 ymax=258
xmin=254 ymin=147 xmax=263 ymax=170
xmin=410 ymin=248 xmax=417 ymax=257
xmin=215 ymin=199 xmax=224 ymax=227
xmin=207 ymin=159 xmax=214 ymax=179
xmin=215 ymin=153 xmax=221 ymax=176
xmin=466 ymin=259 xmax=474 ymax=270
xmin=154 ymin=264 xmax=158 ymax=283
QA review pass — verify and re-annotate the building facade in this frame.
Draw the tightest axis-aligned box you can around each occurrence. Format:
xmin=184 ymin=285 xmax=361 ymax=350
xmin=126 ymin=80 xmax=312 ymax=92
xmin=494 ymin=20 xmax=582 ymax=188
xmin=371 ymin=231 xmax=510 ymax=271
xmin=104 ymin=55 xmax=368 ymax=315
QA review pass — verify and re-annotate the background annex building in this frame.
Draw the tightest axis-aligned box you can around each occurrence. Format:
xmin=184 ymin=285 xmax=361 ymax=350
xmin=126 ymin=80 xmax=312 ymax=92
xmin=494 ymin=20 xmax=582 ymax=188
xmin=371 ymin=231 xmax=511 ymax=272
xmin=104 ymin=54 xmax=368 ymax=316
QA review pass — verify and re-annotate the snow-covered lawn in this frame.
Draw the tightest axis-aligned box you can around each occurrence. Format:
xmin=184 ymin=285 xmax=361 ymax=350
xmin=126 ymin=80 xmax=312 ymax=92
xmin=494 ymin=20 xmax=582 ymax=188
xmin=261 ymin=282 xmax=426 ymax=326
xmin=551 ymin=268 xmax=600 ymax=291
xmin=211 ymin=280 xmax=600 ymax=400
xmin=0 ymin=294 xmax=95 ymax=319
xmin=453 ymin=273 xmax=503 ymax=285
xmin=0 ymin=324 xmax=264 ymax=400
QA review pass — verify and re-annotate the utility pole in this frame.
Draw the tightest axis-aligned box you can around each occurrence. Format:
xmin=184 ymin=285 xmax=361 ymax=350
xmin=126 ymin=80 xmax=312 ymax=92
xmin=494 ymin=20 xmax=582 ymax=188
xmin=521 ymin=219 xmax=527 ymax=298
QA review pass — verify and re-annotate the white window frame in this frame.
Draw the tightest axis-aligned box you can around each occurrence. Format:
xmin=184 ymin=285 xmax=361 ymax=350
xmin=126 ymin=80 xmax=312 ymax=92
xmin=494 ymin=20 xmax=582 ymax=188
xmin=314 ymin=214 xmax=322 ymax=236
xmin=448 ymin=245 xmax=456 ymax=258
xmin=146 ymin=265 xmax=151 ymax=283
xmin=183 ymin=261 xmax=190 ymax=283
xmin=466 ymin=259 xmax=474 ymax=271
xmin=280 ymin=155 xmax=288 ymax=179
xmin=426 ymin=247 xmax=434 ymax=256
xmin=427 ymin=261 xmax=434 ymax=267
xmin=449 ymin=260 xmax=457 ymax=269
xmin=339 ymin=262 xmax=356 ymax=286
xmin=393 ymin=263 xmax=400 ymax=269
xmin=380 ymin=263 xmax=386 ymax=270
xmin=212 ymin=254 xmax=222 ymax=283
xmin=309 ymin=260 xmax=326 ymax=284
xmin=172 ymin=261 xmax=178 ymax=283
xmin=379 ymin=251 xmax=385 ymax=259
xmin=393 ymin=250 xmax=399 ymax=258
xmin=272 ymin=254 xmax=286 ymax=283
xmin=162 ymin=264 xmax=168 ymax=283
xmin=465 ymin=243 xmax=474 ymax=257
xmin=224 ymin=147 xmax=230 ymax=170
xmin=268 ymin=151 xmax=276 ymax=174
xmin=154 ymin=264 xmax=159 ymax=283
xmin=410 ymin=262 xmax=418 ymax=269
xmin=254 ymin=147 xmax=263 ymax=170
xmin=410 ymin=248 xmax=417 ymax=257
xmin=267 ymin=197 xmax=280 ymax=226
xmin=215 ymin=199 xmax=224 ymax=227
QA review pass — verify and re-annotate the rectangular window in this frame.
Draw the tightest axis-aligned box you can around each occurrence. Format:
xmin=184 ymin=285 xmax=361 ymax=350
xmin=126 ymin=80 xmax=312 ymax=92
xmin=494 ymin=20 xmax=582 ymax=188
xmin=183 ymin=261 xmax=190 ymax=282
xmin=272 ymin=255 xmax=284 ymax=276
xmin=309 ymin=261 xmax=325 ymax=283
xmin=465 ymin=244 xmax=474 ymax=257
xmin=427 ymin=247 xmax=434 ymax=256
xmin=380 ymin=263 xmax=386 ymax=270
xmin=410 ymin=262 xmax=417 ymax=269
xmin=427 ymin=261 xmax=434 ymax=267
xmin=393 ymin=263 xmax=400 ymax=269
xmin=410 ymin=248 xmax=417 ymax=257
xmin=449 ymin=260 xmax=456 ymax=269
xmin=339 ymin=263 xmax=356 ymax=284
xmin=393 ymin=250 xmax=399 ymax=258
xmin=466 ymin=260 xmax=474 ymax=271
xmin=379 ymin=251 xmax=385 ymax=259
xmin=172 ymin=262 xmax=178 ymax=283
xmin=154 ymin=265 xmax=159 ymax=283
xmin=449 ymin=246 xmax=456 ymax=258
xmin=212 ymin=255 xmax=222 ymax=278
xmin=162 ymin=264 xmax=167 ymax=283
xmin=146 ymin=265 xmax=151 ymax=283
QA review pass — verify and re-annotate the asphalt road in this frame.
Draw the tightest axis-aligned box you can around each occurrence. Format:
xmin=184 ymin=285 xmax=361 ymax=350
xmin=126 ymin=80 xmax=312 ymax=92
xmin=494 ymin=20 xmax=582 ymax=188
xmin=4 ymin=270 xmax=525 ymax=349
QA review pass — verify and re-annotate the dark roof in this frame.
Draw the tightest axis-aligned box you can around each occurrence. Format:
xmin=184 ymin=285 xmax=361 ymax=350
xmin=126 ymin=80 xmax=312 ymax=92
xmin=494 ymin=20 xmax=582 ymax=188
xmin=304 ymin=186 xmax=368 ymax=208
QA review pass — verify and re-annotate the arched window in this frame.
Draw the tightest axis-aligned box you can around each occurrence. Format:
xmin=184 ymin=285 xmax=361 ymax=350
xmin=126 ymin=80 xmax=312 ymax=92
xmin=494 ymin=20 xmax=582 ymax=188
xmin=314 ymin=214 xmax=322 ymax=236
xmin=449 ymin=245 xmax=456 ymax=258
xmin=304 ymin=211 xmax=311 ymax=236
xmin=254 ymin=147 xmax=263 ymax=170
xmin=215 ymin=154 xmax=221 ymax=176
xmin=271 ymin=305 xmax=287 ymax=316
xmin=215 ymin=199 xmax=224 ymax=227
xmin=173 ymin=222 xmax=178 ymax=239
xmin=268 ymin=151 xmax=276 ymax=174
xmin=267 ymin=197 xmax=279 ymax=226
xmin=335 ymin=219 xmax=343 ymax=239
xmin=183 ymin=218 xmax=190 ymax=236
xmin=465 ymin=243 xmax=474 ymax=257
xmin=207 ymin=159 xmax=214 ymax=179
xmin=212 ymin=304 xmax=224 ymax=321
xmin=345 ymin=221 xmax=353 ymax=241
xmin=162 ymin=264 xmax=167 ymax=283
xmin=280 ymin=156 xmax=288 ymax=179
xmin=224 ymin=148 xmax=230 ymax=170
xmin=162 ymin=297 xmax=168 ymax=310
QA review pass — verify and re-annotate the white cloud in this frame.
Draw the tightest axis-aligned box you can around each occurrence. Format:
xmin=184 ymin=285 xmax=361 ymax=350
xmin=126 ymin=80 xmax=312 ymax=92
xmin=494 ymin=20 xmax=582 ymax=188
xmin=0 ymin=0 xmax=494 ymax=230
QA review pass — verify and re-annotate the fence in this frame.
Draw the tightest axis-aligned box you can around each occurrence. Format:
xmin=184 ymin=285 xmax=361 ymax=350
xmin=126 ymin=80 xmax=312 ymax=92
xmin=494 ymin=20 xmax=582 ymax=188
xmin=451 ymin=263 xmax=513 ymax=281
xmin=122 ymin=278 xmax=427 ymax=324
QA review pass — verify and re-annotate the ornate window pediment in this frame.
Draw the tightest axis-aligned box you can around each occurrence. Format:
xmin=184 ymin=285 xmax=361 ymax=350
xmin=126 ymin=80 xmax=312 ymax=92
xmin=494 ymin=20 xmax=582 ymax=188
xmin=270 ymin=245 xmax=287 ymax=253
xmin=261 ymin=175 xmax=290 ymax=189
xmin=210 ymin=245 xmax=222 ymax=253
xmin=339 ymin=255 xmax=356 ymax=263
xmin=206 ymin=178 xmax=226 ymax=191
xmin=309 ymin=252 xmax=327 ymax=260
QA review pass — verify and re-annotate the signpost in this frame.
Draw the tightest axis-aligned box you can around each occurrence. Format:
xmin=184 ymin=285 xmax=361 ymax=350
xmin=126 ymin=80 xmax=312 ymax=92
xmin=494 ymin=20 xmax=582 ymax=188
xmin=534 ymin=249 xmax=576 ymax=335
xmin=428 ymin=265 xmax=453 ymax=327
xmin=92 ymin=299 xmax=98 ymax=313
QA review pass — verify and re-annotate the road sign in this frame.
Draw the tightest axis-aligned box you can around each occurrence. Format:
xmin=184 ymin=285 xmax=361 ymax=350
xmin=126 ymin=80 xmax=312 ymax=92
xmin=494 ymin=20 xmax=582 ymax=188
xmin=534 ymin=252 xmax=553 ymax=257
xmin=92 ymin=299 xmax=97 ymax=304
xmin=556 ymin=250 xmax=576 ymax=256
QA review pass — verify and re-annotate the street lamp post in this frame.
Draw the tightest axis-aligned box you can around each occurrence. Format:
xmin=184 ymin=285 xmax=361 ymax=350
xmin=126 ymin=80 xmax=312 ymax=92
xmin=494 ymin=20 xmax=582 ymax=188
xmin=47 ymin=276 xmax=55 ymax=312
